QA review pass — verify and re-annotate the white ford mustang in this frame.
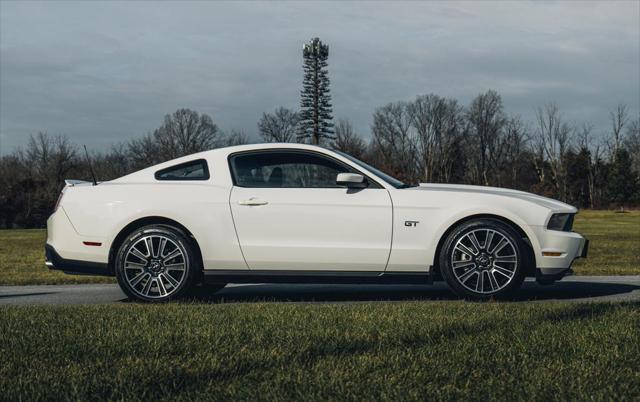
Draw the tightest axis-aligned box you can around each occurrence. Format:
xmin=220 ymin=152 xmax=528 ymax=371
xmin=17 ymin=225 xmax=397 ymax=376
xmin=46 ymin=143 xmax=588 ymax=301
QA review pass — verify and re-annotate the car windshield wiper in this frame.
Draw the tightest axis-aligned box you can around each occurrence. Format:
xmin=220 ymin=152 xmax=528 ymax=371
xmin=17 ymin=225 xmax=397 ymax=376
xmin=397 ymin=183 xmax=418 ymax=189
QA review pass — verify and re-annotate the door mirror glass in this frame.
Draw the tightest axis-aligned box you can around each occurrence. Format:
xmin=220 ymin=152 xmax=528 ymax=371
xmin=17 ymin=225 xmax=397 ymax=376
xmin=336 ymin=173 xmax=367 ymax=188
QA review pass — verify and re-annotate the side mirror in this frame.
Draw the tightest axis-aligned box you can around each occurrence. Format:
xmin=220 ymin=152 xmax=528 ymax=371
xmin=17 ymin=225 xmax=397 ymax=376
xmin=336 ymin=173 xmax=367 ymax=188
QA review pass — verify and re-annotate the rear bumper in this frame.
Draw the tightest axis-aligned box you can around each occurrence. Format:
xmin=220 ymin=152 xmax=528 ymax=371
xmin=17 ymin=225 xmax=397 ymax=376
xmin=46 ymin=208 xmax=109 ymax=274
xmin=45 ymin=244 xmax=113 ymax=276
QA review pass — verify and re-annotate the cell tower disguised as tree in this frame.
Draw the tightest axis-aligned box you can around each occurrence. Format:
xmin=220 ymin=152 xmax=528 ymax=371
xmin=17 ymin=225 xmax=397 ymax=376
xmin=298 ymin=37 xmax=334 ymax=145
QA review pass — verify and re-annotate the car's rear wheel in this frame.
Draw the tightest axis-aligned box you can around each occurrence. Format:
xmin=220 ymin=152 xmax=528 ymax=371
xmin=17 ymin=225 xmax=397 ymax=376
xmin=440 ymin=219 xmax=526 ymax=300
xmin=115 ymin=225 xmax=198 ymax=302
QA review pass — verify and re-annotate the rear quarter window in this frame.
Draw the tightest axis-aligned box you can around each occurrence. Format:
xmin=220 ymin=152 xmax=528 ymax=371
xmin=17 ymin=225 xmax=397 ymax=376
xmin=155 ymin=159 xmax=210 ymax=181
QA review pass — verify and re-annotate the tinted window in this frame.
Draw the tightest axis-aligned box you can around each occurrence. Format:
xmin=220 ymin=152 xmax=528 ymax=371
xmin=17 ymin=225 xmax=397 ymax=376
xmin=155 ymin=159 xmax=210 ymax=181
xmin=230 ymin=152 xmax=351 ymax=188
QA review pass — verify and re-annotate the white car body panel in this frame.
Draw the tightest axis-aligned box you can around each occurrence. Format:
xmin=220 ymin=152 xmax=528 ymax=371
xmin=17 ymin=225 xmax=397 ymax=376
xmin=57 ymin=182 xmax=246 ymax=269
xmin=385 ymin=186 xmax=580 ymax=273
xmin=230 ymin=186 xmax=392 ymax=271
xmin=46 ymin=143 xmax=587 ymax=279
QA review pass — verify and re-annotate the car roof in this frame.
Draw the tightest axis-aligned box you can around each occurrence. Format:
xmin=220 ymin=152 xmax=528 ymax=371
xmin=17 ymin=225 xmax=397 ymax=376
xmin=212 ymin=142 xmax=329 ymax=156
xmin=108 ymin=143 xmax=369 ymax=185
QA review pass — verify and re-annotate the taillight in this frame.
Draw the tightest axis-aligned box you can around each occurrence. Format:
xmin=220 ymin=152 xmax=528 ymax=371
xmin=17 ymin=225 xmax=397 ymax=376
xmin=53 ymin=191 xmax=64 ymax=212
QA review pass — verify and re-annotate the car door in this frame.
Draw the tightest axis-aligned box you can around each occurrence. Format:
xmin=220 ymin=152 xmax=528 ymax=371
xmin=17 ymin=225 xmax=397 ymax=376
xmin=228 ymin=150 xmax=393 ymax=271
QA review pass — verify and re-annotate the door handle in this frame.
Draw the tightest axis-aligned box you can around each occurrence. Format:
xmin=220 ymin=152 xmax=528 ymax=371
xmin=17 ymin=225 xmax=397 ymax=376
xmin=238 ymin=197 xmax=269 ymax=206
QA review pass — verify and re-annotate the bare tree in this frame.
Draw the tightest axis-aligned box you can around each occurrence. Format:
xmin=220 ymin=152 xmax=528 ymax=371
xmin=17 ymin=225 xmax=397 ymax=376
xmin=624 ymin=118 xmax=640 ymax=176
xmin=258 ymin=107 xmax=299 ymax=143
xmin=576 ymin=123 xmax=594 ymax=151
xmin=371 ymin=102 xmax=417 ymax=183
xmin=332 ymin=119 xmax=367 ymax=159
xmin=20 ymin=133 xmax=78 ymax=225
xmin=223 ymin=129 xmax=251 ymax=146
xmin=129 ymin=109 xmax=219 ymax=168
xmin=25 ymin=132 xmax=77 ymax=186
xmin=608 ymin=104 xmax=628 ymax=161
xmin=94 ymin=143 xmax=132 ymax=180
xmin=155 ymin=109 xmax=219 ymax=158
xmin=501 ymin=116 xmax=530 ymax=188
xmin=407 ymin=94 xmax=463 ymax=183
xmin=128 ymin=133 xmax=161 ymax=170
xmin=0 ymin=154 xmax=28 ymax=228
xmin=576 ymin=123 xmax=599 ymax=208
xmin=466 ymin=90 xmax=507 ymax=186
xmin=535 ymin=103 xmax=573 ymax=201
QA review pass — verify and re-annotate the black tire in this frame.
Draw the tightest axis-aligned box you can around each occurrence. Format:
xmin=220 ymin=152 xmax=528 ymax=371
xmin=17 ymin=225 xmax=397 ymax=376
xmin=439 ymin=219 xmax=526 ymax=300
xmin=115 ymin=225 xmax=199 ymax=302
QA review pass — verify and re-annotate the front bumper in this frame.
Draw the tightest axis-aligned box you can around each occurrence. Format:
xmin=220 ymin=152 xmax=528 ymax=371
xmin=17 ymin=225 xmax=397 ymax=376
xmin=529 ymin=224 xmax=589 ymax=271
xmin=45 ymin=244 xmax=113 ymax=276
xmin=535 ymin=234 xmax=588 ymax=284
xmin=580 ymin=238 xmax=589 ymax=258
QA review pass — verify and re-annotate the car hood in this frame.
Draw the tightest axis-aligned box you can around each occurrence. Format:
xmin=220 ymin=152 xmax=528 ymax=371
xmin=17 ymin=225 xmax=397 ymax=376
xmin=413 ymin=183 xmax=577 ymax=213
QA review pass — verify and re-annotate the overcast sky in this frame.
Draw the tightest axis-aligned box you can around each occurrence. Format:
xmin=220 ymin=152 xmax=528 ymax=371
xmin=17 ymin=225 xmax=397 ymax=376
xmin=1 ymin=1 xmax=639 ymax=154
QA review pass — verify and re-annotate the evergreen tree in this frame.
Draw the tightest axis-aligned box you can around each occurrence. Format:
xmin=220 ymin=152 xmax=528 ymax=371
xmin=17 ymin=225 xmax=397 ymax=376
xmin=607 ymin=148 xmax=638 ymax=210
xmin=298 ymin=37 xmax=334 ymax=145
xmin=566 ymin=147 xmax=591 ymax=208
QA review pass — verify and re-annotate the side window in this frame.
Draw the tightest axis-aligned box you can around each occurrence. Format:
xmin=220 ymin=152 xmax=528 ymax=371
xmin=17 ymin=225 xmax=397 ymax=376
xmin=230 ymin=152 xmax=351 ymax=188
xmin=155 ymin=159 xmax=210 ymax=181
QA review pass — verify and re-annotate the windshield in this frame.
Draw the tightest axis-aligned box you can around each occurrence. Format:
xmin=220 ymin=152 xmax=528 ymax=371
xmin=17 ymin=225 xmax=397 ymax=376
xmin=336 ymin=151 xmax=412 ymax=189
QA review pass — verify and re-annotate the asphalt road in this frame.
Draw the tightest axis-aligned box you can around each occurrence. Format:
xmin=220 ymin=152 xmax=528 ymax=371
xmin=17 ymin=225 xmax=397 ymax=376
xmin=0 ymin=276 xmax=638 ymax=305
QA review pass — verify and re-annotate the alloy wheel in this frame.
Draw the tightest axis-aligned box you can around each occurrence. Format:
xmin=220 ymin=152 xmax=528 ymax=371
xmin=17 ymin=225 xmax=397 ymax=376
xmin=450 ymin=228 xmax=518 ymax=294
xmin=123 ymin=234 xmax=188 ymax=299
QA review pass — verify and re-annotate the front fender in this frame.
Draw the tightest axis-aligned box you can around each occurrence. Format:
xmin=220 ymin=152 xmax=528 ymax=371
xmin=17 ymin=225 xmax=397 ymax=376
xmin=386 ymin=194 xmax=545 ymax=273
xmin=427 ymin=208 xmax=542 ymax=269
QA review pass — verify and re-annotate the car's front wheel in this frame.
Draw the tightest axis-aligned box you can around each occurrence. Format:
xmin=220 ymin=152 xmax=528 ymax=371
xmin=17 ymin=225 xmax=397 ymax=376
xmin=115 ymin=225 xmax=198 ymax=302
xmin=439 ymin=219 xmax=526 ymax=300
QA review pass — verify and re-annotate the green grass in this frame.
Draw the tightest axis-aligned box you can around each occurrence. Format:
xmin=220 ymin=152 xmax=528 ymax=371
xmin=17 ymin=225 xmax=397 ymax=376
xmin=0 ymin=210 xmax=637 ymax=285
xmin=572 ymin=210 xmax=640 ymax=275
xmin=1 ymin=301 xmax=638 ymax=401
xmin=0 ymin=229 xmax=113 ymax=285
xmin=1 ymin=215 xmax=638 ymax=400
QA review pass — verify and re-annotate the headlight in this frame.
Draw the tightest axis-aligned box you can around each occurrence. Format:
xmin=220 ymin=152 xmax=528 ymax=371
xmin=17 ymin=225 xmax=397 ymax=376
xmin=547 ymin=213 xmax=574 ymax=232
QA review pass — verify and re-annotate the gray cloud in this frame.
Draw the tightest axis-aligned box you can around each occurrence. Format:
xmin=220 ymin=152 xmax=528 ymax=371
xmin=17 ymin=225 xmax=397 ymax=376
xmin=1 ymin=0 xmax=638 ymax=153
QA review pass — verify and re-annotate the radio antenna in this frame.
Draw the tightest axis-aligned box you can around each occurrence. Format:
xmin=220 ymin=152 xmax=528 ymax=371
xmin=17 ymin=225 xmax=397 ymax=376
xmin=83 ymin=145 xmax=98 ymax=185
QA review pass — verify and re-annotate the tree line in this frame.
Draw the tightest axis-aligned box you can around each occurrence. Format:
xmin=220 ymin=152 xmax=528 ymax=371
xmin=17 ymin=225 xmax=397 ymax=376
xmin=259 ymin=91 xmax=639 ymax=210
xmin=1 ymin=91 xmax=639 ymax=228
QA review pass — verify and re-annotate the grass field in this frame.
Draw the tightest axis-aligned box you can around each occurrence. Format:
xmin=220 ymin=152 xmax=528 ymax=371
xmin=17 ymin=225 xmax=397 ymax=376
xmin=0 ymin=210 xmax=638 ymax=285
xmin=1 ymin=212 xmax=638 ymax=401
xmin=1 ymin=301 xmax=638 ymax=401
xmin=571 ymin=210 xmax=640 ymax=275
xmin=0 ymin=229 xmax=113 ymax=285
